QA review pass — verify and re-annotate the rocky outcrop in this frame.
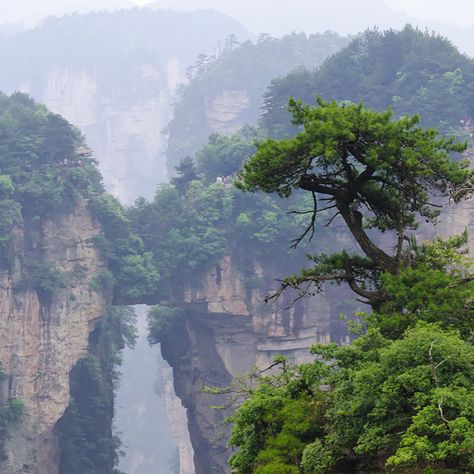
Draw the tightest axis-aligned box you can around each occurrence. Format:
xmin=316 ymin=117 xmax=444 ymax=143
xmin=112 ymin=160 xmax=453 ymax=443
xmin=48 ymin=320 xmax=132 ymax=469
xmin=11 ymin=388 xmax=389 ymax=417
xmin=435 ymin=147 xmax=474 ymax=256
xmin=0 ymin=201 xmax=108 ymax=474
xmin=161 ymin=254 xmax=353 ymax=473
xmin=205 ymin=90 xmax=251 ymax=135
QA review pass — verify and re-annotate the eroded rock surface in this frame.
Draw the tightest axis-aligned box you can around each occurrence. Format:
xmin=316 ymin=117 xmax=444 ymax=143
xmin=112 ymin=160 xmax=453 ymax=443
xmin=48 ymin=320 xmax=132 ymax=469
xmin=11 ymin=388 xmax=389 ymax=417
xmin=161 ymin=253 xmax=353 ymax=473
xmin=0 ymin=202 xmax=107 ymax=474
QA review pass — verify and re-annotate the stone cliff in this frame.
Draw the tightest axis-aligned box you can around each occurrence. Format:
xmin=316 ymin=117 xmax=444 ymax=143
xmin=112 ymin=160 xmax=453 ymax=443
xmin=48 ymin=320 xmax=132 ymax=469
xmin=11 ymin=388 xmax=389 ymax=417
xmin=15 ymin=60 xmax=184 ymax=204
xmin=435 ymin=147 xmax=474 ymax=257
xmin=0 ymin=201 xmax=108 ymax=474
xmin=160 ymin=254 xmax=354 ymax=473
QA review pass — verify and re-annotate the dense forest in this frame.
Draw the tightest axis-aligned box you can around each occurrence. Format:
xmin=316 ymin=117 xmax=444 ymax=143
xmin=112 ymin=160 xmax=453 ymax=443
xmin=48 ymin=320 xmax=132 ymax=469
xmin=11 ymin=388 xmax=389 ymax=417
xmin=261 ymin=26 xmax=474 ymax=135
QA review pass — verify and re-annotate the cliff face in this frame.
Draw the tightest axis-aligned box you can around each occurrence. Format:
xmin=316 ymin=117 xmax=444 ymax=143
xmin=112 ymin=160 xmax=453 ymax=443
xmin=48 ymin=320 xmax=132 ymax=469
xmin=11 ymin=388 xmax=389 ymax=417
xmin=161 ymin=254 xmax=353 ymax=473
xmin=15 ymin=61 xmax=183 ymax=203
xmin=0 ymin=201 xmax=108 ymax=474
xmin=436 ymin=148 xmax=474 ymax=257
xmin=204 ymin=90 xmax=251 ymax=135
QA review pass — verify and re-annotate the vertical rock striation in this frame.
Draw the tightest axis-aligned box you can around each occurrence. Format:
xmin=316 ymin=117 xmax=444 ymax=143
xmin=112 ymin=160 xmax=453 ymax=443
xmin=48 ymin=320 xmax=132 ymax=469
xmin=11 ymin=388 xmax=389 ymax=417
xmin=160 ymin=254 xmax=353 ymax=473
xmin=0 ymin=201 xmax=108 ymax=474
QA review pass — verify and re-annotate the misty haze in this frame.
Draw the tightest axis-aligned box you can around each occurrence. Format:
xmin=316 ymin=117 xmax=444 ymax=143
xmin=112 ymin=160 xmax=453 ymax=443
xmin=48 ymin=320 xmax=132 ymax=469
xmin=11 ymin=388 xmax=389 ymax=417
xmin=0 ymin=1 xmax=473 ymax=474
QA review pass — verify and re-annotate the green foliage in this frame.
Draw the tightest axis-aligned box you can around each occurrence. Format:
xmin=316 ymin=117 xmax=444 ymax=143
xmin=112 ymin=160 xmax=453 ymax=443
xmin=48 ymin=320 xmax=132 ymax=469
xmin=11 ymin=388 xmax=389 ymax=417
xmin=226 ymin=232 xmax=474 ymax=473
xmin=261 ymin=26 xmax=474 ymax=136
xmin=0 ymin=93 xmax=157 ymax=306
xmin=29 ymin=263 xmax=66 ymax=294
xmin=57 ymin=307 xmax=136 ymax=474
xmin=0 ymin=398 xmax=24 ymax=459
xmin=240 ymin=98 xmax=470 ymax=219
xmin=129 ymin=155 xmax=327 ymax=297
xmin=15 ymin=262 xmax=67 ymax=305
xmin=229 ymin=324 xmax=474 ymax=473
xmin=0 ymin=93 xmax=104 ymax=265
xmin=89 ymin=194 xmax=159 ymax=303
xmin=196 ymin=126 xmax=259 ymax=182
xmin=0 ymin=175 xmax=14 ymax=197
xmin=170 ymin=156 xmax=199 ymax=193
xmin=0 ymin=363 xmax=24 ymax=459
xmin=238 ymin=99 xmax=472 ymax=307
xmin=0 ymin=93 xmax=102 ymax=217
xmin=359 ymin=232 xmax=473 ymax=340
xmin=90 ymin=269 xmax=116 ymax=292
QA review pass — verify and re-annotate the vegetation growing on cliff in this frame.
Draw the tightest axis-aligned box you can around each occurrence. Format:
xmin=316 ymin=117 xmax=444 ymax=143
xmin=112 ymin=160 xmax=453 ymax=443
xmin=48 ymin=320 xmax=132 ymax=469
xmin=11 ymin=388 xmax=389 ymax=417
xmin=151 ymin=25 xmax=474 ymax=304
xmin=0 ymin=93 xmax=102 ymax=261
xmin=228 ymin=321 xmax=474 ymax=473
xmin=227 ymin=96 xmax=474 ymax=473
xmin=238 ymin=99 xmax=472 ymax=308
xmin=0 ymin=364 xmax=24 ymax=460
xmin=227 ymin=235 xmax=474 ymax=473
xmin=166 ymin=32 xmax=350 ymax=172
xmin=129 ymin=127 xmax=338 ymax=298
xmin=0 ymin=93 xmax=159 ymax=302
xmin=57 ymin=307 xmax=136 ymax=474
xmin=89 ymin=194 xmax=160 ymax=303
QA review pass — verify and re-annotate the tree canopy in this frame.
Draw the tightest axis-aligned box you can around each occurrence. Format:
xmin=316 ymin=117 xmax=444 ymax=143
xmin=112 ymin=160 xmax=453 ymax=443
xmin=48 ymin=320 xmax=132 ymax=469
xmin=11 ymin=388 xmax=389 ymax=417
xmin=261 ymin=26 xmax=474 ymax=136
xmin=238 ymin=99 xmax=473 ymax=308
xmin=228 ymin=322 xmax=474 ymax=474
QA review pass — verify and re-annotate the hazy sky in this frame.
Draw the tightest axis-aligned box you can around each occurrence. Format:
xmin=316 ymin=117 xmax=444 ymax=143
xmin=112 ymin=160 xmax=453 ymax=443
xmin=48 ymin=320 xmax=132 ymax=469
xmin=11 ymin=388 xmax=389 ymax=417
xmin=1 ymin=0 xmax=473 ymax=54
xmin=1 ymin=0 xmax=472 ymax=26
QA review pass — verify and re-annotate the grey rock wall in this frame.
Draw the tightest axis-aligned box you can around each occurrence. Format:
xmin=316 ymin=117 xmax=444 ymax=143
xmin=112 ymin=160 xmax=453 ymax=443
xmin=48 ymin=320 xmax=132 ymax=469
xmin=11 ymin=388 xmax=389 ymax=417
xmin=0 ymin=202 xmax=108 ymax=474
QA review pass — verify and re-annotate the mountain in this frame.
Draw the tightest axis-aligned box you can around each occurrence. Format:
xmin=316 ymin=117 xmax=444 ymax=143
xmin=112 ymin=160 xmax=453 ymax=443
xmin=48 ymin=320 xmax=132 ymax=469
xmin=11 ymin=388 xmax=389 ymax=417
xmin=0 ymin=8 xmax=249 ymax=202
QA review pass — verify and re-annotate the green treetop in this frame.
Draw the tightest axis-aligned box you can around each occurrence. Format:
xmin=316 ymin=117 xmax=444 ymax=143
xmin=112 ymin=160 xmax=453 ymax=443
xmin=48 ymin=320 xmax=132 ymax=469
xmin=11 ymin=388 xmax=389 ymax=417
xmin=238 ymin=99 xmax=473 ymax=308
xmin=228 ymin=323 xmax=474 ymax=473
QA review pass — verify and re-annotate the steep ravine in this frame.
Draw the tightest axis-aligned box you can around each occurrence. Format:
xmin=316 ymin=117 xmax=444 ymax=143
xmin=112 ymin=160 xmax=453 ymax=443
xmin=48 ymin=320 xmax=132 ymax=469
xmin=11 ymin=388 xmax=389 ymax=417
xmin=115 ymin=306 xmax=194 ymax=474
xmin=0 ymin=201 xmax=108 ymax=474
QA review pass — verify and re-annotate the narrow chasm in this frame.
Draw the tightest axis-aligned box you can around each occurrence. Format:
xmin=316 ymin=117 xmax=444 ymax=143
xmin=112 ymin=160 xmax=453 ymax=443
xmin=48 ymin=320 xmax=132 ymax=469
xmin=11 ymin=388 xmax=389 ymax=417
xmin=115 ymin=306 xmax=194 ymax=474
xmin=57 ymin=305 xmax=195 ymax=474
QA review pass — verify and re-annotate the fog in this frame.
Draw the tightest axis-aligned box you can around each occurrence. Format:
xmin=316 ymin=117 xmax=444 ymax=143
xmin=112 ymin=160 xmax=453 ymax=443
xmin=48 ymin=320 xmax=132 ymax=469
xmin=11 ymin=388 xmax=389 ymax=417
xmin=2 ymin=0 xmax=473 ymax=55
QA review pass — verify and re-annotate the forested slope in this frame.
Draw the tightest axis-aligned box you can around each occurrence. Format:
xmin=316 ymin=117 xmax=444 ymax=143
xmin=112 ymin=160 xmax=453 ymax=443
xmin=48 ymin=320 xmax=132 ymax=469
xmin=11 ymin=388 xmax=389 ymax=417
xmin=261 ymin=25 xmax=474 ymax=135
xmin=165 ymin=32 xmax=350 ymax=172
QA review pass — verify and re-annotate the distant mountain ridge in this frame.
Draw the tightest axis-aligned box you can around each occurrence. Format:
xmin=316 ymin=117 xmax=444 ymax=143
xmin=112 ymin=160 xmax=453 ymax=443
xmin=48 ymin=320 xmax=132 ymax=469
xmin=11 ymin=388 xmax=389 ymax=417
xmin=0 ymin=8 xmax=250 ymax=202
